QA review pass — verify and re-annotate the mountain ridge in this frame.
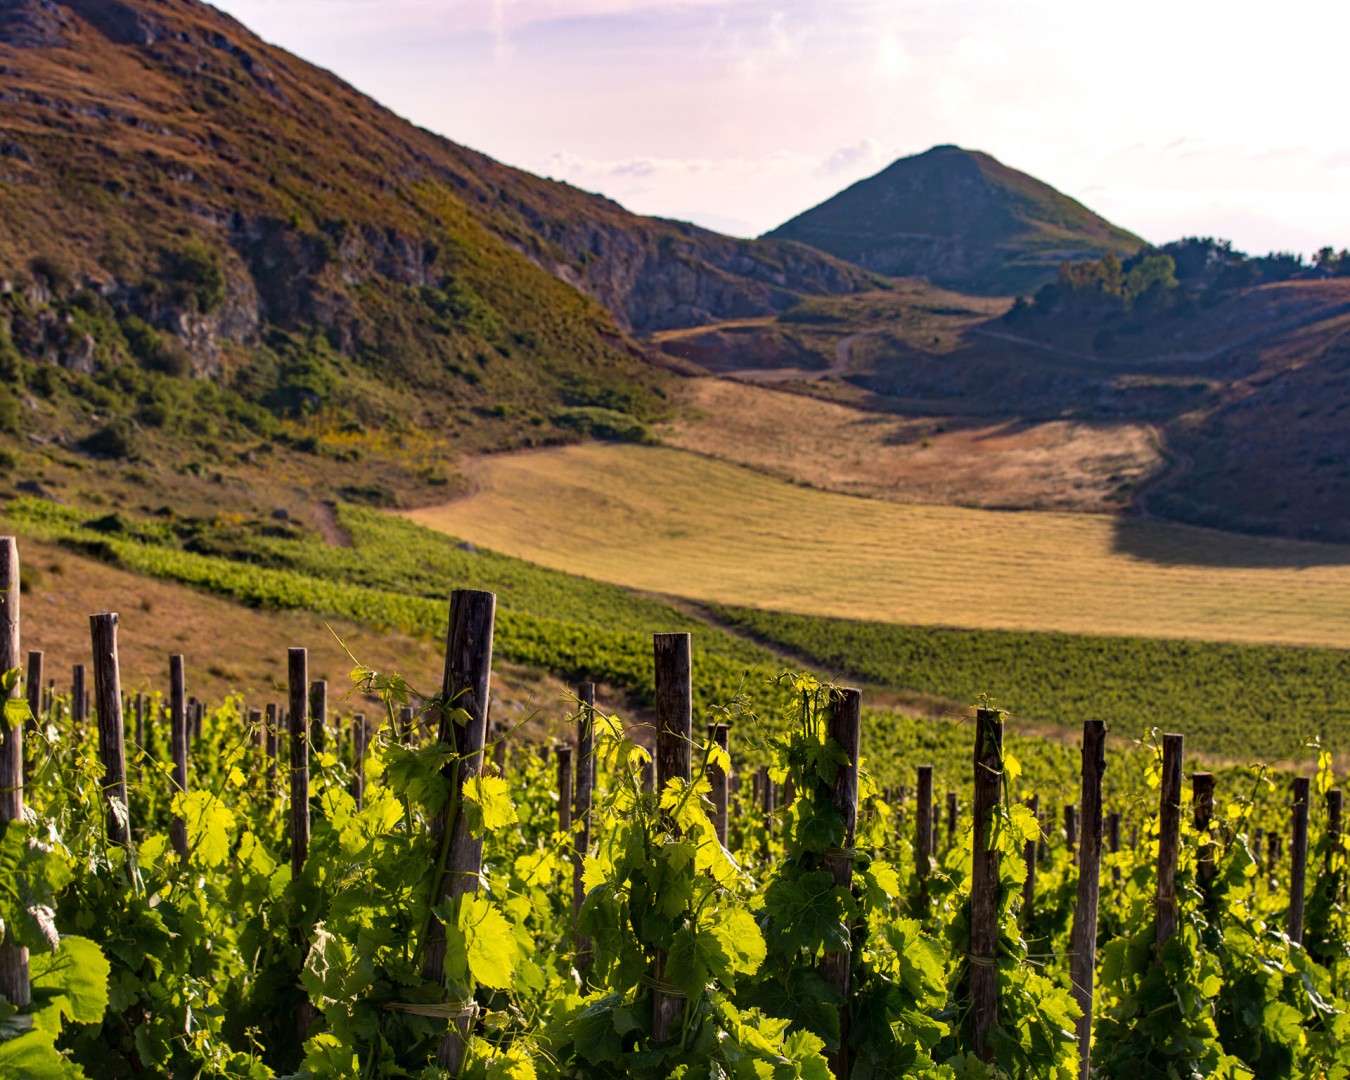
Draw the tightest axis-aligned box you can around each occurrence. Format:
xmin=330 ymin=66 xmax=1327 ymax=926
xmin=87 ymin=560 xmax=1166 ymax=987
xmin=766 ymin=144 xmax=1144 ymax=295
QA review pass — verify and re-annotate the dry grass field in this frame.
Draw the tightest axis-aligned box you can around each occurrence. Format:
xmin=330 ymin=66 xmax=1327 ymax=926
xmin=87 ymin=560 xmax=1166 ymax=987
xmin=663 ymin=377 xmax=1161 ymax=513
xmin=406 ymin=443 xmax=1350 ymax=649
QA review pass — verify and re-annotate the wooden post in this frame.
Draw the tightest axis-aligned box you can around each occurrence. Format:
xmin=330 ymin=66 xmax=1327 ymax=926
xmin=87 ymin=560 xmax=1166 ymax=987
xmin=72 ymin=663 xmax=86 ymax=729
xmin=309 ymin=679 xmax=327 ymax=755
xmin=264 ymin=703 xmax=278 ymax=792
xmin=24 ymin=650 xmax=41 ymax=735
xmin=0 ymin=538 xmax=29 ymax=1007
xmin=968 ymin=706 xmax=1004 ymax=1059
xmin=556 ymin=745 xmax=574 ymax=835
xmin=1065 ymin=804 xmax=1079 ymax=864
xmin=820 ymin=688 xmax=861 ymax=1080
xmin=492 ymin=723 xmax=508 ymax=772
xmin=708 ymin=722 xmax=730 ymax=848
xmin=289 ymin=649 xmax=310 ymax=878
xmin=931 ymin=800 xmax=940 ymax=856
xmin=90 ymin=614 xmax=129 ymax=849
xmin=1193 ymin=772 xmax=1216 ymax=887
xmin=190 ymin=700 xmax=202 ymax=744
xmin=573 ymin=683 xmax=596 ymax=966
xmin=1022 ymin=794 xmax=1040 ymax=924
xmin=133 ymin=693 xmax=145 ymax=781
xmin=651 ymin=632 xmax=692 ymax=1044
xmin=946 ymin=790 xmax=958 ymax=849
xmin=350 ymin=714 xmax=367 ymax=811
xmin=168 ymin=655 xmax=190 ymax=861
xmin=1268 ymin=833 xmax=1282 ymax=879
xmin=1069 ymin=720 xmax=1106 ymax=1080
xmin=422 ymin=590 xmax=495 ymax=1074
xmin=1107 ymin=811 xmax=1122 ymax=885
xmin=916 ymin=764 xmax=934 ymax=911
xmin=1288 ymin=776 xmax=1310 ymax=945
xmin=1156 ymin=733 xmax=1184 ymax=955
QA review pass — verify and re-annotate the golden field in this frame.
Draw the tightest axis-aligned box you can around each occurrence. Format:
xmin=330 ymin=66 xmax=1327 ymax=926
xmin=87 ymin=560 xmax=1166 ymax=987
xmin=405 ymin=443 xmax=1350 ymax=649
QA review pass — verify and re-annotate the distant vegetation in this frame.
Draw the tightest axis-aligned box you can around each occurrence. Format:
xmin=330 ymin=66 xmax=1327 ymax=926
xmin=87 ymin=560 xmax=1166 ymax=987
xmin=1006 ymin=236 xmax=1350 ymax=350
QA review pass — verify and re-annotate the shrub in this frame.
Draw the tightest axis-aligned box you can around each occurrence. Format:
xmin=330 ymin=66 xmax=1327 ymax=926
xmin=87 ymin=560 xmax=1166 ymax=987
xmin=551 ymin=406 xmax=651 ymax=443
xmin=80 ymin=418 xmax=140 ymax=460
xmin=0 ymin=386 xmax=21 ymax=434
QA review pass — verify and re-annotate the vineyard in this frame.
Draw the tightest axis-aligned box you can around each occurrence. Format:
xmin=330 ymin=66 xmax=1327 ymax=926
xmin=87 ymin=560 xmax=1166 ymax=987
xmin=1 ymin=534 xmax=1348 ymax=1078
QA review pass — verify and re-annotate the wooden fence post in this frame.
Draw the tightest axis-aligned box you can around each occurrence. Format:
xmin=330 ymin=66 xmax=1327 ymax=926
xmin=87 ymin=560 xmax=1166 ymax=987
xmin=1065 ymin=804 xmax=1079 ymax=864
xmin=1288 ymin=776 xmax=1310 ymax=944
xmin=556 ymin=745 xmax=574 ymax=834
xmin=969 ymin=706 xmax=1004 ymax=1059
xmin=820 ymin=687 xmax=861 ymax=1080
xmin=1327 ymin=789 xmax=1344 ymax=880
xmin=946 ymin=790 xmax=958 ymax=850
xmin=24 ymin=650 xmax=41 ymax=736
xmin=1022 ymin=793 xmax=1040 ymax=925
xmin=1070 ymin=720 xmax=1106 ymax=1080
xmin=708 ymin=722 xmax=730 ymax=848
xmin=309 ymin=679 xmax=327 ymax=755
xmin=422 ymin=590 xmax=495 ymax=1074
xmin=1156 ymin=733 xmax=1184 ymax=955
xmin=72 ymin=663 xmax=85 ymax=730
xmin=350 ymin=714 xmax=367 ymax=811
xmin=1107 ymin=811 xmax=1122 ymax=885
xmin=573 ymin=682 xmax=596 ymax=967
xmin=169 ymin=655 xmax=190 ymax=862
xmin=90 ymin=614 xmax=129 ymax=850
xmin=1193 ymin=772 xmax=1216 ymax=887
xmin=651 ymin=632 xmax=692 ymax=1043
xmin=916 ymin=764 xmax=934 ymax=911
xmin=1268 ymin=833 xmax=1282 ymax=879
xmin=0 ymin=538 xmax=29 ymax=1007
xmin=264 ymin=703 xmax=278 ymax=793
xmin=289 ymin=649 xmax=310 ymax=878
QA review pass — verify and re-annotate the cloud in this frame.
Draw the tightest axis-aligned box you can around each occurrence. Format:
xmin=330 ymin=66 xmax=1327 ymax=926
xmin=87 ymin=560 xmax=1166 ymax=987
xmin=819 ymin=138 xmax=881 ymax=177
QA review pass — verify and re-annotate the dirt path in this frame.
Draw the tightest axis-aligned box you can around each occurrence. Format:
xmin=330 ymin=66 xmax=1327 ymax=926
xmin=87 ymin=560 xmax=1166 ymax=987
xmin=311 ymin=500 xmax=353 ymax=547
xmin=728 ymin=329 xmax=877 ymax=383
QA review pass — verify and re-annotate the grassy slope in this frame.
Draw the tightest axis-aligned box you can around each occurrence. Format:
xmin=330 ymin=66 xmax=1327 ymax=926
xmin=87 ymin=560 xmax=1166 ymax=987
xmin=410 ymin=443 xmax=1350 ymax=650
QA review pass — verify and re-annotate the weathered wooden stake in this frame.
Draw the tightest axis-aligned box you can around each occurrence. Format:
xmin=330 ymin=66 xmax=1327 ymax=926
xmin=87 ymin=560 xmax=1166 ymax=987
xmin=916 ymin=764 xmax=934 ymax=910
xmin=24 ymin=650 xmax=41 ymax=736
xmin=573 ymin=683 xmax=596 ymax=966
xmin=1268 ymin=833 xmax=1282 ymax=879
xmin=1069 ymin=720 xmax=1106 ymax=1080
xmin=820 ymin=687 xmax=861 ymax=1080
xmin=309 ymin=679 xmax=327 ymax=754
xmin=1022 ymin=793 xmax=1040 ymax=924
xmin=1193 ymin=772 xmax=1216 ymax=886
xmin=969 ymin=706 xmax=1004 ymax=1059
xmin=946 ymin=790 xmax=958 ymax=849
xmin=90 ymin=614 xmax=129 ymax=849
xmin=72 ymin=663 xmax=86 ymax=729
xmin=168 ymin=655 xmax=190 ymax=862
xmin=1107 ymin=811 xmax=1122 ymax=885
xmin=1288 ymin=776 xmax=1310 ymax=944
xmin=651 ymin=632 xmax=692 ymax=1043
xmin=1156 ymin=733 xmax=1184 ymax=955
xmin=265 ymin=703 xmax=278 ymax=792
xmin=708 ymin=722 xmax=730 ymax=847
xmin=133 ymin=693 xmax=145 ymax=780
xmin=1327 ymin=788 xmax=1344 ymax=876
xmin=0 ymin=538 xmax=29 ymax=1006
xmin=422 ymin=590 xmax=496 ymax=1073
xmin=350 ymin=714 xmax=367 ymax=811
xmin=1065 ymin=803 xmax=1079 ymax=863
xmin=289 ymin=648 xmax=310 ymax=878
xmin=556 ymin=744 xmax=574 ymax=834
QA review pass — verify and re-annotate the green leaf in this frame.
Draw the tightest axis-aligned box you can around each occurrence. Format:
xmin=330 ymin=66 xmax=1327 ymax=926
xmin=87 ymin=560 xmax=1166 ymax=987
xmin=709 ymin=907 xmax=766 ymax=979
xmin=3 ymin=697 xmax=31 ymax=732
xmin=0 ymin=1029 xmax=83 ymax=1079
xmin=485 ymin=1044 xmax=538 ymax=1080
xmin=457 ymin=896 xmax=517 ymax=990
xmin=301 ymin=1033 xmax=358 ymax=1079
xmin=462 ymin=774 xmax=517 ymax=837
xmin=30 ymin=936 xmax=109 ymax=1026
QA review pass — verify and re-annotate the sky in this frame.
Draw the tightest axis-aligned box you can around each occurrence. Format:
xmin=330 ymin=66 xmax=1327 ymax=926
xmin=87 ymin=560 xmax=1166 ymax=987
xmin=212 ymin=0 xmax=1350 ymax=257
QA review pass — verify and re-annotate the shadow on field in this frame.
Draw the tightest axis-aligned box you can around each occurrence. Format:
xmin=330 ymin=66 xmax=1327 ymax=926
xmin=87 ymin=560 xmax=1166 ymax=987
xmin=1109 ymin=514 xmax=1350 ymax=569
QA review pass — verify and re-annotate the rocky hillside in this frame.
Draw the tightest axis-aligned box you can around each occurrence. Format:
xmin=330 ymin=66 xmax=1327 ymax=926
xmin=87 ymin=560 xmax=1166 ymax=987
xmin=0 ymin=0 xmax=871 ymax=451
xmin=766 ymin=145 xmax=1143 ymax=295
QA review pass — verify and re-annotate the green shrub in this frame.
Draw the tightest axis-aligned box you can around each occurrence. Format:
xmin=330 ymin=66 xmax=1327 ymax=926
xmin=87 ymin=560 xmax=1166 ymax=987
xmin=551 ymin=406 xmax=651 ymax=443
xmin=0 ymin=386 xmax=21 ymax=435
xmin=80 ymin=418 xmax=140 ymax=460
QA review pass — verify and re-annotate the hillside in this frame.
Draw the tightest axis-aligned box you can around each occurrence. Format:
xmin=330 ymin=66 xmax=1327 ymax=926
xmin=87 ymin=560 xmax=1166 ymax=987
xmin=0 ymin=0 xmax=872 ymax=485
xmin=766 ymin=145 xmax=1143 ymax=294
